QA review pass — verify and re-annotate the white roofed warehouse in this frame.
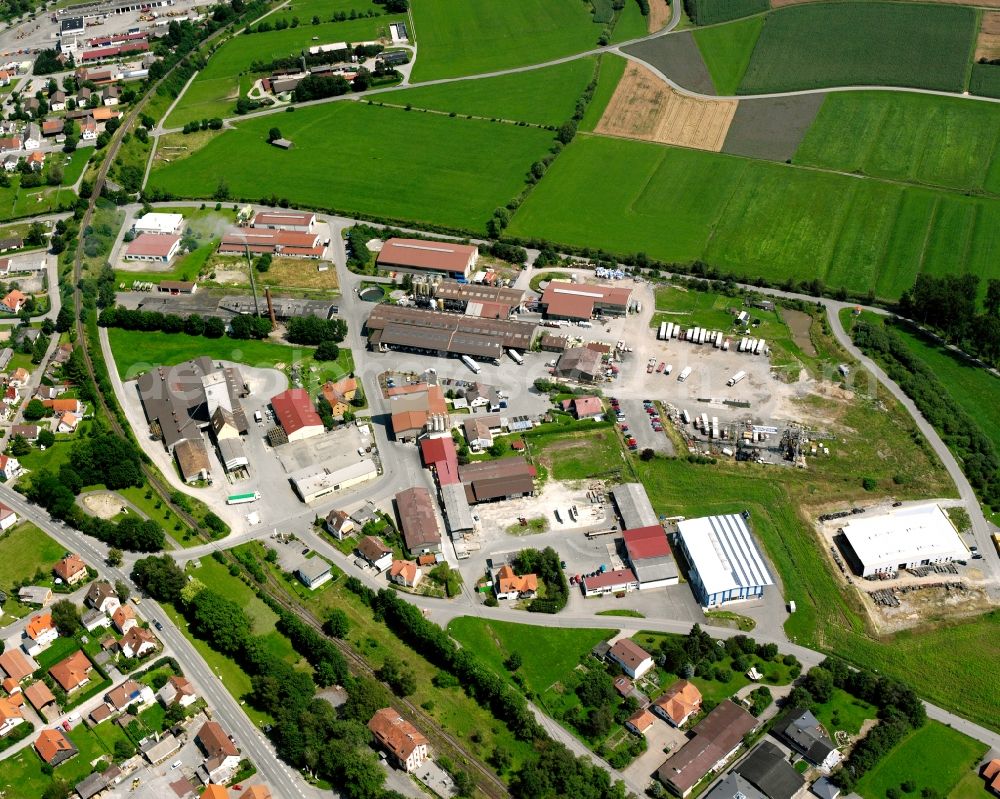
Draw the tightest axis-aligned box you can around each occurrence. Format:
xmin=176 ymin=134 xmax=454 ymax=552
xmin=133 ymin=212 xmax=184 ymax=236
xmin=839 ymin=503 xmax=967 ymax=577
xmin=675 ymin=514 xmax=774 ymax=608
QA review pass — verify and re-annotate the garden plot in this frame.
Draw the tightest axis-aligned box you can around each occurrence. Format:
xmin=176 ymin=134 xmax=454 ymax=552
xmin=596 ymin=62 xmax=738 ymax=151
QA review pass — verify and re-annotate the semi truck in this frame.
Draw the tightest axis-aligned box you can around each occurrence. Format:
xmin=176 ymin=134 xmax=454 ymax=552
xmin=754 ymin=338 xmax=766 ymax=355
xmin=507 ymin=349 xmax=524 ymax=365
xmin=461 ymin=355 xmax=481 ymax=373
xmin=227 ymin=492 xmax=260 ymax=505
xmin=678 ymin=366 xmax=692 ymax=381
xmin=658 ymin=322 xmax=667 ymax=340
xmin=727 ymin=370 xmax=747 ymax=387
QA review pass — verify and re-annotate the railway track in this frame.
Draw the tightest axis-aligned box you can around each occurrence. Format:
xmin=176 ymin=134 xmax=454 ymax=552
xmin=260 ymin=570 xmax=511 ymax=799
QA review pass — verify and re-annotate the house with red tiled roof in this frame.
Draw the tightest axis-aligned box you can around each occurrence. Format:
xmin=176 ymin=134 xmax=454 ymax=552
xmin=0 ymin=289 xmax=26 ymax=314
xmin=35 ymin=727 xmax=78 ymax=765
xmin=320 ymin=376 xmax=357 ymax=418
xmin=120 ymin=626 xmax=157 ymax=659
xmin=626 ymin=708 xmax=655 ymax=736
xmin=387 ymin=559 xmax=421 ymax=589
xmin=111 ymin=604 xmax=136 ymax=634
xmin=982 ymin=759 xmax=1000 ymax=796
xmin=0 ymin=695 xmax=24 ymax=736
xmin=652 ymin=679 xmax=703 ymax=727
xmin=24 ymin=680 xmax=57 ymax=714
xmin=0 ymin=648 xmax=33 ymax=682
xmin=494 ymin=564 xmax=538 ymax=600
xmin=49 ymin=650 xmax=94 ymax=693
xmin=368 ymin=708 xmax=429 ymax=772
xmin=158 ymin=675 xmax=197 ymax=708
xmin=53 ymin=553 xmax=88 ymax=586
xmin=270 ymin=388 xmax=324 ymax=442
xmin=23 ymin=612 xmax=58 ymax=654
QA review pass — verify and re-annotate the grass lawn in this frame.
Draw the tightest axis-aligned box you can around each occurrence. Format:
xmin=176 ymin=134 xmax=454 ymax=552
xmin=447 ymin=617 xmax=615 ymax=697
xmin=410 ymin=0 xmax=603 ymax=81
xmin=810 ymin=687 xmax=876 ymax=736
xmin=579 ymin=54 xmax=627 ymax=132
xmin=509 ymin=135 xmax=1000 ymax=301
xmin=36 ymin=637 xmax=85 ymax=671
xmin=166 ymin=16 xmax=403 ymax=127
xmin=382 ymin=58 xmax=596 ymax=127
xmin=106 ymin=328 xmax=355 ymax=387
xmin=693 ymin=15 xmax=763 ymax=95
xmin=950 ymin=770 xmax=994 ymax=799
xmin=795 ymin=92 xmax=1000 ymax=196
xmin=739 ymin=3 xmax=976 ymax=94
xmin=0 ymin=522 xmax=67 ymax=622
xmin=527 ymin=425 xmax=624 ymax=481
xmin=609 ymin=0 xmax=650 ymax=43
xmin=150 ymin=102 xmax=555 ymax=233
xmin=268 ymin=0 xmax=385 ymax=26
xmin=854 ymin=721 xmax=986 ymax=799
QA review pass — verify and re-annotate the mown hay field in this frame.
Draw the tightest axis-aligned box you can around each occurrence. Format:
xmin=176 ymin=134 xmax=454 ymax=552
xmin=738 ymin=3 xmax=977 ymax=93
xmin=150 ymin=101 xmax=555 ymax=232
xmin=508 ymin=134 xmax=1000 ymax=299
xmin=794 ymin=92 xmax=1000 ymax=195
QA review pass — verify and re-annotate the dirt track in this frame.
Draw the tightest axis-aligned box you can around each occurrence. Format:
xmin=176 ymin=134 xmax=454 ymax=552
xmin=595 ymin=62 xmax=737 ymax=151
xmin=977 ymin=12 xmax=1000 ymax=60
xmin=647 ymin=0 xmax=671 ymax=32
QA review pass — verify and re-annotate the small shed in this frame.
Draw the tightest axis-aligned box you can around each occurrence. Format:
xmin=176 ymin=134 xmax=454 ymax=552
xmin=271 ymin=138 xmax=293 ymax=149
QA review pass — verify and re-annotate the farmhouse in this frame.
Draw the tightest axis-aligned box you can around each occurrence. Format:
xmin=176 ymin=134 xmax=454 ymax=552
xmin=133 ymin=212 xmax=184 ymax=236
xmin=675 ymin=514 xmax=774 ymax=608
xmin=376 ymin=237 xmax=477 ymax=280
xmin=553 ymin=347 xmax=603 ymax=383
xmin=365 ymin=304 xmax=534 ymax=362
xmin=219 ymin=228 xmax=326 ymax=258
xmin=251 ymin=210 xmax=316 ymax=232
xmin=125 ymin=233 xmax=181 ymax=263
xmin=271 ymin=388 xmax=324 ymax=442
xmin=608 ymin=638 xmax=654 ymax=679
xmin=539 ymin=280 xmax=633 ymax=320
xmin=581 ymin=567 xmax=639 ymax=597
xmin=459 ymin=457 xmax=535 ymax=503
xmin=623 ymin=525 xmax=678 ymax=588
xmin=838 ymin=503 xmax=967 ymax=577
xmin=656 ymin=700 xmax=758 ymax=797
xmin=394 ymin=487 xmax=443 ymax=555
xmin=290 ymin=459 xmax=378 ymax=503
xmin=652 ymin=679 xmax=702 ymax=727
xmin=368 ymin=708 xmax=429 ymax=772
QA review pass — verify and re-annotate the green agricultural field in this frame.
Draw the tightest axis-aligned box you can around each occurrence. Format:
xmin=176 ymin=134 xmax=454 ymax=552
xmin=268 ymin=0 xmax=384 ymax=26
xmin=609 ymin=0 xmax=650 ymax=43
xmin=410 ymin=0 xmax=603 ymax=81
xmin=107 ymin=328 xmax=355 ymax=385
xmin=684 ymin=0 xmax=767 ymax=26
xmin=166 ymin=16 xmax=402 ymax=127
xmin=579 ymin=54 xmax=627 ymax=131
xmin=693 ymin=15 xmax=763 ymax=94
xmin=854 ymin=722 xmax=986 ymax=799
xmin=509 ymin=135 xmax=1000 ymax=300
xmin=970 ymin=63 xmax=1000 ymax=99
xmin=739 ymin=3 xmax=977 ymax=93
xmin=447 ymin=617 xmax=615 ymax=697
xmin=382 ymin=58 xmax=596 ymax=126
xmin=795 ymin=92 xmax=1000 ymax=195
xmin=151 ymin=102 xmax=554 ymax=233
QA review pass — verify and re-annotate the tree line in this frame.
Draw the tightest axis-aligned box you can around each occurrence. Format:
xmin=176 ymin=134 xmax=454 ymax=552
xmin=851 ymin=318 xmax=1000 ymax=511
xmin=98 ymin=306 xmax=273 ymax=340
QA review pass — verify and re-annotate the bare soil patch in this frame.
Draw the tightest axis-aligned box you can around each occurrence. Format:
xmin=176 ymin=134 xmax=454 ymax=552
xmin=261 ymin=257 xmax=339 ymax=291
xmin=622 ymin=33 xmax=717 ymax=95
xmin=782 ymin=308 xmax=817 ymax=356
xmin=722 ymin=92 xmax=826 ymax=162
xmin=648 ymin=0 xmax=671 ymax=32
xmin=82 ymin=491 xmax=127 ymax=519
xmin=977 ymin=12 xmax=1000 ymax=60
xmin=596 ymin=62 xmax=737 ymax=150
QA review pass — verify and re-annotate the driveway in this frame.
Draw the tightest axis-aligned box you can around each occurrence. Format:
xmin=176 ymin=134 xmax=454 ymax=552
xmin=623 ymin=718 xmax=687 ymax=790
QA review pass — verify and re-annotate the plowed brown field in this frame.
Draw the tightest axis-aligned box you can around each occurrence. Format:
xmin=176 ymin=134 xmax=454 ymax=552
xmin=977 ymin=12 xmax=1000 ymax=60
xmin=648 ymin=0 xmax=671 ymax=31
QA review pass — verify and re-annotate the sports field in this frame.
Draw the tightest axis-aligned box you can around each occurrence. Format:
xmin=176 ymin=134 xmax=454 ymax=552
xmin=150 ymin=102 xmax=554 ymax=232
xmin=795 ymin=92 xmax=1000 ymax=195
xmin=166 ymin=16 xmax=402 ymax=127
xmin=508 ymin=135 xmax=1000 ymax=299
xmin=693 ymin=15 xmax=763 ymax=94
xmin=409 ymin=0 xmax=602 ymax=81
xmin=382 ymin=58 xmax=596 ymax=126
xmin=738 ymin=3 xmax=977 ymax=93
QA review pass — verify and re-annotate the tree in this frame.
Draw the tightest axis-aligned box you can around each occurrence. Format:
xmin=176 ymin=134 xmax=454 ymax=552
xmin=113 ymin=738 xmax=134 ymax=760
xmin=26 ymin=221 xmax=47 ymax=246
xmin=51 ymin=599 xmax=81 ymax=636
xmin=115 ymin=579 xmax=131 ymax=602
xmin=314 ymin=340 xmax=340 ymax=361
xmin=504 ymin=651 xmax=522 ymax=671
xmin=131 ymin=555 xmax=187 ymax=603
xmin=189 ymin=589 xmax=252 ymax=656
xmin=323 ymin=608 xmax=349 ymax=638
xmin=55 ymin=305 xmax=74 ymax=334
xmin=23 ymin=398 xmax=47 ymax=421
xmin=229 ymin=314 xmax=272 ymax=340
xmin=107 ymin=547 xmax=123 ymax=567
xmin=8 ymin=434 xmax=30 ymax=456
xmin=37 ymin=429 xmax=55 ymax=448
xmin=267 ymin=127 xmax=282 ymax=143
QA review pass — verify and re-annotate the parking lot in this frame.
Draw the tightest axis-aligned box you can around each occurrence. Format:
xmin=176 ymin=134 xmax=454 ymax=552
xmin=613 ymin=397 xmax=674 ymax=455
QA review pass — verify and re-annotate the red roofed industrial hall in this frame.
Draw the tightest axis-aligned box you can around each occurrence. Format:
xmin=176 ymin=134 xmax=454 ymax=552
xmin=419 ymin=436 xmax=460 ymax=486
xmin=270 ymin=389 xmax=325 ymax=442
xmin=622 ymin=525 xmax=679 ymax=588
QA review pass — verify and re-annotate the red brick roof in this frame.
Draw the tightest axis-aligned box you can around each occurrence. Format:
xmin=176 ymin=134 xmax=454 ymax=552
xmin=50 ymin=650 xmax=93 ymax=692
xmin=271 ymin=388 xmax=323 ymax=436
xmin=622 ymin=525 xmax=671 ymax=561
xmin=127 ymin=233 xmax=180 ymax=258
xmin=35 ymin=728 xmax=75 ymax=763
xmin=419 ymin=436 xmax=459 ymax=486
xmin=377 ymin=238 xmax=476 ymax=274
xmin=368 ymin=707 xmax=428 ymax=762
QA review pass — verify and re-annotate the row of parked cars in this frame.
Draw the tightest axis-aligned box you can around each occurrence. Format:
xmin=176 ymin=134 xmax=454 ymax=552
xmin=609 ymin=396 xmax=638 ymax=450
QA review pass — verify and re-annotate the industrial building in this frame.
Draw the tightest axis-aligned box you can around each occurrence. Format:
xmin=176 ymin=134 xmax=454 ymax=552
xmin=581 ymin=568 xmax=639 ymax=597
xmin=250 ymin=210 xmax=316 ymax=232
xmin=125 ymin=233 xmax=181 ymax=263
xmin=388 ymin=382 xmax=448 ymax=442
xmin=365 ymin=304 xmax=535 ymax=362
xmin=539 ymin=281 xmax=633 ymax=320
xmin=838 ymin=503 xmax=967 ymax=577
xmin=459 ymin=457 xmax=535 ymax=503
xmin=218 ymin=228 xmax=326 ymax=258
xmin=611 ymin=483 xmax=659 ymax=530
xmin=376 ymin=238 xmax=478 ymax=279
xmin=622 ymin=525 xmax=678 ymax=588
xmin=394 ymin=487 xmax=443 ymax=555
xmin=419 ymin=435 xmax=460 ymax=486
xmin=431 ymin=280 xmax=525 ymax=318
xmin=290 ymin=459 xmax=378 ymax=503
xmin=553 ymin=347 xmax=604 ymax=383
xmin=133 ymin=212 xmax=183 ymax=236
xmin=675 ymin=514 xmax=774 ymax=608
xmin=270 ymin=388 xmax=324 ymax=442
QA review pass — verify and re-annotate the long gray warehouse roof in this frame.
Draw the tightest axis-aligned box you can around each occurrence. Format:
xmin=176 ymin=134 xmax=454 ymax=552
xmin=365 ymin=304 xmax=534 ymax=354
xmin=611 ymin=483 xmax=659 ymax=530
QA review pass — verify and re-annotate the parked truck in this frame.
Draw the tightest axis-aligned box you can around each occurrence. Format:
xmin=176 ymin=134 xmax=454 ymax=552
xmin=227 ymin=492 xmax=260 ymax=505
xmin=461 ymin=355 xmax=481 ymax=373
xmin=727 ymin=370 xmax=747 ymax=387
xmin=507 ymin=349 xmax=524 ymax=365
xmin=678 ymin=366 xmax=692 ymax=381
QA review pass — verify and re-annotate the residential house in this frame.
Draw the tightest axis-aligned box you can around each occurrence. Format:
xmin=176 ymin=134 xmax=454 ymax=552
xmin=493 ymin=564 xmax=538 ymax=600
xmin=102 ymin=85 xmax=119 ymax=105
xmin=81 ymin=607 xmax=107 ymax=632
xmin=0 ymin=454 xmax=22 ymax=480
xmin=80 ymin=116 xmax=97 ymax=140
xmin=0 ymin=695 xmax=24 ymax=736
xmin=3 ymin=385 xmax=18 ymax=407
xmin=357 ymin=536 xmax=393 ymax=572
xmin=24 ymin=680 xmax=57 ymax=715
xmin=462 ymin=417 xmax=493 ymax=451
xmin=0 ymin=137 xmax=21 ymax=154
xmin=49 ymin=91 xmax=66 ymax=111
xmin=368 ymin=707 xmax=429 ymax=773
xmin=608 ymin=639 xmax=654 ymax=679
xmin=295 ymin=558 xmax=332 ymax=590
xmin=1 ymin=289 xmax=27 ymax=313
xmin=86 ymin=580 xmax=120 ymax=614
xmin=733 ymin=741 xmax=806 ymax=799
xmin=56 ymin=412 xmax=80 ymax=433
xmin=626 ymin=708 xmax=656 ymax=736
xmin=44 ymin=398 xmax=82 ymax=415
xmin=980 ymin=760 xmax=1000 ymax=797
xmin=9 ymin=367 xmax=29 ymax=386
xmin=387 ymin=559 xmax=422 ymax=589
xmin=195 ymin=720 xmax=241 ymax=784
xmin=565 ymin=395 xmax=605 ymax=421
xmin=158 ymin=675 xmax=197 ymax=708
xmin=23 ymin=612 xmax=58 ymax=655
xmin=49 ymin=650 xmax=94 ymax=693
xmin=111 ymin=604 xmax=137 ymax=634
xmin=771 ymin=708 xmax=842 ymax=771
xmin=0 ymin=648 xmax=33 ymax=682
xmin=320 ymin=376 xmax=357 ymax=419
xmin=0 ymin=502 xmax=17 ymax=530
xmin=202 ymin=786 xmax=230 ymax=799
xmin=0 ymin=71 xmax=9 ymax=87
xmin=26 ymin=150 xmax=44 ymax=171
xmin=105 ymin=679 xmax=155 ymax=712
xmin=120 ymin=626 xmax=157 ymax=658
xmin=42 ymin=118 xmax=64 ymax=137
xmin=53 ymin=553 xmax=88 ymax=586
xmin=653 ymin=680 xmax=703 ymax=727
xmin=23 ymin=123 xmax=41 ymax=150
xmin=324 ymin=509 xmax=355 ymax=540
xmin=35 ymin=728 xmax=78 ymax=766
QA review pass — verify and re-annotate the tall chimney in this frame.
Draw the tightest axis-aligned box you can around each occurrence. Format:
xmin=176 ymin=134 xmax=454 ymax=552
xmin=265 ymin=287 xmax=277 ymax=326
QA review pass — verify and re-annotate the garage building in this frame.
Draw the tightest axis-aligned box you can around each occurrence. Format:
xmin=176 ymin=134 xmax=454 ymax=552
xmin=839 ymin=503 xmax=967 ymax=577
xmin=675 ymin=514 xmax=774 ymax=608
